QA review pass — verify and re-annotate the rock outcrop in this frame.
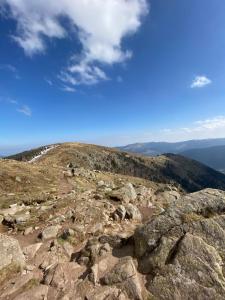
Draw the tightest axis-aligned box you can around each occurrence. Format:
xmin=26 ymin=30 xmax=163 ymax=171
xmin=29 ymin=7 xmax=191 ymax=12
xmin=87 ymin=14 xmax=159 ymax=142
xmin=134 ymin=189 xmax=225 ymax=300
xmin=0 ymin=234 xmax=25 ymax=283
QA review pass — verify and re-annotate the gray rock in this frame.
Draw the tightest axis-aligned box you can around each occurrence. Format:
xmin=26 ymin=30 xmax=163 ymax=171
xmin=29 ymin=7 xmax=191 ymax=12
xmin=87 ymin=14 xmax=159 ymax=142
xmin=102 ymin=256 xmax=143 ymax=300
xmin=15 ymin=213 xmax=30 ymax=224
xmin=0 ymin=234 xmax=25 ymax=275
xmin=125 ymin=203 xmax=142 ymax=221
xmin=109 ymin=183 xmax=137 ymax=203
xmin=41 ymin=225 xmax=61 ymax=240
xmin=113 ymin=205 xmax=126 ymax=220
xmin=134 ymin=189 xmax=225 ymax=299
xmin=103 ymin=256 xmax=136 ymax=285
xmin=60 ymin=228 xmax=75 ymax=240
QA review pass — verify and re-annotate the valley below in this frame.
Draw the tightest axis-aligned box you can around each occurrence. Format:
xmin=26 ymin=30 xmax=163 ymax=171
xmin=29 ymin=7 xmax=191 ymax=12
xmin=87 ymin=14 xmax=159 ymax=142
xmin=0 ymin=143 xmax=225 ymax=299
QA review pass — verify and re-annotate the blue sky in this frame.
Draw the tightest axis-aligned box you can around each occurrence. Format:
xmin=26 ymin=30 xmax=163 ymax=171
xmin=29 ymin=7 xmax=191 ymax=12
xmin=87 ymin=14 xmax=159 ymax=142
xmin=1 ymin=0 xmax=225 ymax=155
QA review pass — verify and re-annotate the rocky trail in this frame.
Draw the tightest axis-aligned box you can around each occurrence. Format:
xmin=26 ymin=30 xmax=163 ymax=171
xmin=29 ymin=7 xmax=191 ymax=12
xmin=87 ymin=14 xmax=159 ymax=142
xmin=0 ymin=143 xmax=225 ymax=299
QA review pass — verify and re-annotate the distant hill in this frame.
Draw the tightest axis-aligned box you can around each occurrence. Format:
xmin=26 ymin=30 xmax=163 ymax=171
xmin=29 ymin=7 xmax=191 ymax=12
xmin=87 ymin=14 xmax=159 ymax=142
xmin=180 ymin=145 xmax=225 ymax=174
xmin=5 ymin=142 xmax=225 ymax=193
xmin=118 ymin=138 xmax=225 ymax=156
xmin=6 ymin=145 xmax=59 ymax=162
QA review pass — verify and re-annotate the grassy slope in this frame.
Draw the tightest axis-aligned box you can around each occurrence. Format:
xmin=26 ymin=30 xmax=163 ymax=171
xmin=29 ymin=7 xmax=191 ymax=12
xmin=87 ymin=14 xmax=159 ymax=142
xmin=9 ymin=142 xmax=225 ymax=193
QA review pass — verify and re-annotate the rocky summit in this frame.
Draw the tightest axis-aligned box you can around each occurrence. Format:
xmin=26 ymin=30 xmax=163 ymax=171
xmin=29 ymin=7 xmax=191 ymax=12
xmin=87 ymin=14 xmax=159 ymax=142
xmin=0 ymin=143 xmax=225 ymax=299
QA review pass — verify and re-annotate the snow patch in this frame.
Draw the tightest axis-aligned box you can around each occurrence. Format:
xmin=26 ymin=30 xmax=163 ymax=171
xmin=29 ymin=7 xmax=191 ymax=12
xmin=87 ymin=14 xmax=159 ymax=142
xmin=29 ymin=145 xmax=57 ymax=163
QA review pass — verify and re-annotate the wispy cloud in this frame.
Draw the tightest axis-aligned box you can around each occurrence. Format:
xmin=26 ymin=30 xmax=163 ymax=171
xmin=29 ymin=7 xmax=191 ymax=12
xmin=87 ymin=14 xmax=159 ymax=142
xmin=61 ymin=85 xmax=76 ymax=93
xmin=0 ymin=96 xmax=17 ymax=105
xmin=91 ymin=116 xmax=225 ymax=146
xmin=17 ymin=105 xmax=32 ymax=117
xmin=0 ymin=64 xmax=20 ymax=79
xmin=1 ymin=96 xmax=32 ymax=116
xmin=45 ymin=78 xmax=53 ymax=86
xmin=1 ymin=0 xmax=148 ymax=86
xmin=191 ymin=75 xmax=212 ymax=88
xmin=159 ymin=116 xmax=225 ymax=141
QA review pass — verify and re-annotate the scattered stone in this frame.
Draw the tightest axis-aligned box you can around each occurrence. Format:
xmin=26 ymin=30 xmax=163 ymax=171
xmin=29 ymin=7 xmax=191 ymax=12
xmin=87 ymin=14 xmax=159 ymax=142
xmin=65 ymin=209 xmax=75 ymax=219
xmin=97 ymin=180 xmax=105 ymax=187
xmin=41 ymin=225 xmax=61 ymax=240
xmin=51 ymin=215 xmax=66 ymax=224
xmin=15 ymin=213 xmax=30 ymax=224
xmin=24 ymin=226 xmax=33 ymax=235
xmin=61 ymin=228 xmax=75 ymax=240
xmin=15 ymin=176 xmax=22 ymax=182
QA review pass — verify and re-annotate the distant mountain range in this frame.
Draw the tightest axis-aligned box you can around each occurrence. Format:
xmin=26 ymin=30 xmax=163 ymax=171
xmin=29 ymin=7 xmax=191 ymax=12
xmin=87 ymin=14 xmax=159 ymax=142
xmin=180 ymin=145 xmax=225 ymax=174
xmin=118 ymin=138 xmax=225 ymax=173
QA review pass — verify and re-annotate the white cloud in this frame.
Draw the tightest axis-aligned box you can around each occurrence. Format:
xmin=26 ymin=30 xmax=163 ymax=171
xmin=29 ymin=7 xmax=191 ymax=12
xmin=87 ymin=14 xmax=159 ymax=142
xmin=17 ymin=105 xmax=32 ymax=116
xmin=1 ymin=0 xmax=148 ymax=85
xmin=159 ymin=116 xmax=225 ymax=142
xmin=61 ymin=85 xmax=76 ymax=93
xmin=191 ymin=75 xmax=212 ymax=88
xmin=194 ymin=116 xmax=225 ymax=130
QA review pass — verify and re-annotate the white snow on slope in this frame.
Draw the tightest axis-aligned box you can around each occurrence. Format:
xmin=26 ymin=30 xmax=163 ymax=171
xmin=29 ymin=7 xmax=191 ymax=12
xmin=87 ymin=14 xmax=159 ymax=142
xmin=29 ymin=145 xmax=58 ymax=163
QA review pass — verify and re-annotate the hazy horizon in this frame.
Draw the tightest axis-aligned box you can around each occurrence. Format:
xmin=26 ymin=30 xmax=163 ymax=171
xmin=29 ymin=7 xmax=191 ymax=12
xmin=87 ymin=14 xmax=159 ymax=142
xmin=1 ymin=0 xmax=225 ymax=154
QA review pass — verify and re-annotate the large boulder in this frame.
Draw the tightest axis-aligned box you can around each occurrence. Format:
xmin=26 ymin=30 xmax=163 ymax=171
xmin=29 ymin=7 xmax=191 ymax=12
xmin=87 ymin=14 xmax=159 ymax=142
xmin=102 ymin=256 xmax=143 ymax=300
xmin=0 ymin=234 xmax=25 ymax=282
xmin=109 ymin=183 xmax=137 ymax=203
xmin=134 ymin=189 xmax=225 ymax=299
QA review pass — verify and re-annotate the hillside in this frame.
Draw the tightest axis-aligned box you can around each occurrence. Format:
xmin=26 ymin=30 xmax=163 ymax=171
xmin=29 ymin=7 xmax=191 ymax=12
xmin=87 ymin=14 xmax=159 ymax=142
xmin=6 ymin=142 xmax=225 ymax=193
xmin=118 ymin=138 xmax=225 ymax=156
xmin=181 ymin=145 xmax=225 ymax=173
xmin=5 ymin=145 xmax=59 ymax=162
xmin=0 ymin=143 xmax=225 ymax=299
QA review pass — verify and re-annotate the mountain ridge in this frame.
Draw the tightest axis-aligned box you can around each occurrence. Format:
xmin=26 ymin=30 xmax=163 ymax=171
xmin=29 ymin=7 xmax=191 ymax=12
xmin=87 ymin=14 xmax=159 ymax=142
xmin=5 ymin=142 xmax=225 ymax=193
xmin=118 ymin=137 xmax=225 ymax=156
xmin=180 ymin=145 xmax=225 ymax=174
